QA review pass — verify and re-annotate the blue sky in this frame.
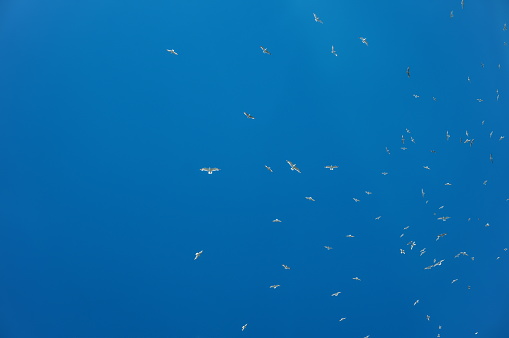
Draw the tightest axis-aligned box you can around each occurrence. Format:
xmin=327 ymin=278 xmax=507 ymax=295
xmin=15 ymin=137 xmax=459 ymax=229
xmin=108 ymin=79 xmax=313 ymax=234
xmin=1 ymin=0 xmax=508 ymax=337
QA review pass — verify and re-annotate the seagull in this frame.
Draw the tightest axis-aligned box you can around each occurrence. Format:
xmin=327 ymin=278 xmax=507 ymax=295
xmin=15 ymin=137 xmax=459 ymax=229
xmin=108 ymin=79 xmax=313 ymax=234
xmin=401 ymin=147 xmax=407 ymax=150
xmin=353 ymin=277 xmax=361 ymax=281
xmin=269 ymin=285 xmax=280 ymax=289
xmin=401 ymin=135 xmax=405 ymax=144
xmin=313 ymin=13 xmax=323 ymax=23
xmin=499 ymin=136 xmax=505 ymax=141
xmin=260 ymin=46 xmax=271 ymax=55
xmin=481 ymin=62 xmax=485 ymax=68
xmin=331 ymin=292 xmax=342 ymax=296
xmin=200 ymin=167 xmax=220 ymax=174
xmin=504 ymin=23 xmax=508 ymax=31
xmin=423 ymin=166 xmax=430 ymax=170
xmin=305 ymin=196 xmax=315 ymax=201
xmin=406 ymin=128 xmax=411 ymax=133
xmin=375 ymin=216 xmax=382 ymax=220
xmin=324 ymin=246 xmax=333 ymax=250
xmin=483 ymin=180 xmax=488 ymax=185
xmin=265 ymin=165 xmax=273 ymax=172
xmin=365 ymin=191 xmax=372 ymax=195
xmin=436 ymin=233 xmax=448 ymax=241
xmin=467 ymin=76 xmax=471 ymax=83
xmin=446 ymin=131 xmax=450 ymax=141
xmin=242 ymin=324 xmax=248 ymax=331
xmin=414 ymin=300 xmax=420 ymax=306
xmin=325 ymin=165 xmax=339 ymax=170
xmin=437 ymin=216 xmax=451 ymax=221
xmin=413 ymin=94 xmax=420 ymax=98
xmin=406 ymin=67 xmax=411 ymax=78
xmin=359 ymin=37 xmax=368 ymax=46
xmin=410 ymin=137 xmax=415 ymax=143
xmin=444 ymin=182 xmax=452 ymax=185
xmin=421 ymin=189 xmax=425 ymax=198
xmin=420 ymin=248 xmax=426 ymax=256
xmin=477 ymin=98 xmax=484 ymax=102
xmin=490 ymin=131 xmax=493 ymax=138
xmin=438 ymin=206 xmax=444 ymax=209
xmin=272 ymin=219 xmax=282 ymax=222
xmin=282 ymin=264 xmax=291 ymax=270
xmin=386 ymin=147 xmax=391 ymax=155
xmin=331 ymin=45 xmax=337 ymax=56
xmin=244 ymin=112 xmax=255 ymax=119
xmin=346 ymin=234 xmax=355 ymax=238
xmin=433 ymin=97 xmax=437 ymax=101
xmin=489 ymin=154 xmax=493 ymax=163
xmin=353 ymin=198 xmax=360 ymax=202
xmin=461 ymin=0 xmax=464 ymax=9
xmin=400 ymin=249 xmax=406 ymax=254
xmin=430 ymin=150 xmax=437 ymax=153
xmin=286 ymin=160 xmax=301 ymax=173
xmin=381 ymin=172 xmax=388 ymax=175
xmin=427 ymin=315 xmax=431 ymax=321
xmin=194 ymin=250 xmax=203 ymax=260
xmin=338 ymin=318 xmax=346 ymax=322
xmin=451 ymin=279 xmax=458 ymax=283
xmin=166 ymin=49 xmax=178 ymax=55
xmin=403 ymin=226 xmax=410 ymax=230
xmin=450 ymin=10 xmax=454 ymax=18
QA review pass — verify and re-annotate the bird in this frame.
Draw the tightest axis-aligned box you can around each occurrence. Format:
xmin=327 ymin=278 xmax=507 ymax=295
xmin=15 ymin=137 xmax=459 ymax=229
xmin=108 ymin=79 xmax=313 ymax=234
xmin=166 ymin=49 xmax=178 ymax=55
xmin=436 ymin=233 xmax=448 ymax=241
xmin=504 ymin=23 xmax=508 ymax=31
xmin=406 ymin=67 xmax=411 ymax=78
xmin=433 ymin=97 xmax=438 ymax=101
xmin=375 ymin=216 xmax=382 ymax=220
xmin=386 ymin=147 xmax=391 ymax=155
xmin=286 ymin=160 xmax=301 ymax=173
xmin=450 ymin=10 xmax=454 ymax=18
xmin=413 ymin=94 xmax=420 ymax=98
xmin=427 ymin=315 xmax=431 ymax=321
xmin=353 ymin=277 xmax=361 ymax=281
xmin=272 ymin=219 xmax=282 ymax=222
xmin=420 ymin=248 xmax=426 ymax=256
xmin=483 ymin=180 xmax=488 ymax=185
xmin=461 ymin=0 xmax=464 ymax=9
xmin=194 ymin=250 xmax=203 ymax=260
xmin=331 ymin=45 xmax=337 ymax=56
xmin=346 ymin=234 xmax=355 ymax=238
xmin=477 ymin=98 xmax=484 ymax=102
xmin=282 ymin=264 xmax=291 ymax=270
xmin=401 ymin=135 xmax=405 ymax=144
xmin=500 ymin=136 xmax=505 ymax=141
xmin=430 ymin=150 xmax=437 ymax=153
xmin=406 ymin=128 xmax=411 ymax=133
xmin=365 ymin=191 xmax=372 ymax=195
xmin=451 ymin=279 xmax=458 ymax=284
xmin=490 ymin=154 xmax=493 ymax=163
xmin=400 ymin=249 xmax=406 ymax=254
xmin=423 ymin=166 xmax=430 ymax=170
xmin=359 ymin=37 xmax=368 ymax=46
xmin=200 ymin=167 xmax=220 ymax=174
xmin=325 ymin=165 xmax=339 ymax=170
xmin=403 ymin=226 xmax=410 ymax=230
xmin=410 ymin=137 xmax=416 ymax=143
xmin=414 ymin=300 xmax=420 ymax=306
xmin=324 ymin=246 xmax=333 ymax=250
xmin=401 ymin=147 xmax=407 ymax=150
xmin=437 ymin=216 xmax=451 ymax=221
xmin=269 ymin=285 xmax=280 ymax=289
xmin=265 ymin=165 xmax=273 ymax=172
xmin=353 ymin=198 xmax=360 ymax=202
xmin=305 ymin=196 xmax=315 ymax=201
xmin=490 ymin=131 xmax=493 ymax=138
xmin=260 ymin=46 xmax=271 ymax=55
xmin=241 ymin=324 xmax=248 ymax=331
xmin=381 ymin=172 xmax=389 ymax=175
xmin=331 ymin=292 xmax=342 ymax=296
xmin=444 ymin=183 xmax=452 ymax=185
xmin=244 ymin=112 xmax=255 ymax=119
xmin=446 ymin=131 xmax=451 ymax=141
xmin=467 ymin=76 xmax=471 ymax=83
xmin=313 ymin=13 xmax=323 ymax=23
xmin=338 ymin=318 xmax=346 ymax=322
xmin=421 ymin=189 xmax=425 ymax=198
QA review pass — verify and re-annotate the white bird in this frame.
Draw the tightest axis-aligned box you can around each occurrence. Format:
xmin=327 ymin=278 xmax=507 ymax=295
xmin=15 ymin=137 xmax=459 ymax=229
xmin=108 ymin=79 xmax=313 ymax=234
xmin=414 ymin=299 xmax=420 ymax=306
xmin=381 ymin=172 xmax=389 ymax=175
xmin=269 ymin=285 xmax=280 ymax=289
xmin=406 ymin=128 xmax=411 ymax=133
xmin=437 ymin=216 xmax=451 ymax=221
xmin=200 ymin=167 xmax=220 ymax=174
xmin=313 ymin=13 xmax=323 ymax=23
xmin=445 ymin=183 xmax=452 ymax=186
xmin=286 ymin=160 xmax=301 ymax=173
xmin=375 ymin=216 xmax=382 ymax=220
xmin=359 ymin=37 xmax=368 ymax=46
xmin=461 ymin=0 xmax=464 ymax=9
xmin=325 ymin=165 xmax=339 ymax=170
xmin=338 ymin=317 xmax=346 ymax=322
xmin=331 ymin=45 xmax=338 ymax=56
xmin=265 ymin=165 xmax=273 ymax=172
xmin=400 ymin=249 xmax=406 ymax=254
xmin=244 ymin=112 xmax=255 ymax=119
xmin=282 ymin=264 xmax=291 ymax=270
xmin=413 ymin=94 xmax=420 ymax=98
xmin=446 ymin=131 xmax=450 ymax=141
xmin=242 ymin=324 xmax=248 ymax=331
xmin=423 ymin=166 xmax=430 ymax=170
xmin=386 ymin=147 xmax=391 ymax=155
xmin=365 ymin=191 xmax=372 ymax=195
xmin=260 ymin=46 xmax=271 ymax=55
xmin=436 ymin=233 xmax=448 ymax=241
xmin=305 ymin=196 xmax=315 ymax=201
xmin=324 ymin=246 xmax=333 ymax=250
xmin=427 ymin=315 xmax=431 ymax=321
xmin=451 ymin=279 xmax=458 ymax=284
xmin=499 ymin=136 xmax=505 ymax=141
xmin=450 ymin=10 xmax=454 ymax=18
xmin=166 ymin=49 xmax=178 ymax=55
xmin=353 ymin=277 xmax=361 ymax=281
xmin=504 ymin=23 xmax=507 ymax=31
xmin=346 ymin=234 xmax=355 ymax=238
xmin=421 ymin=189 xmax=425 ymax=198
xmin=353 ymin=198 xmax=360 ymax=202
xmin=331 ymin=292 xmax=341 ymax=296
xmin=194 ymin=250 xmax=203 ymax=260
xmin=272 ymin=219 xmax=282 ymax=222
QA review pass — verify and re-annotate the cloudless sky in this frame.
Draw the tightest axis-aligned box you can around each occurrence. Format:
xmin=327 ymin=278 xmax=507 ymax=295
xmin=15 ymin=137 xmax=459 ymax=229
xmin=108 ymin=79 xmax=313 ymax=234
xmin=1 ymin=0 xmax=508 ymax=337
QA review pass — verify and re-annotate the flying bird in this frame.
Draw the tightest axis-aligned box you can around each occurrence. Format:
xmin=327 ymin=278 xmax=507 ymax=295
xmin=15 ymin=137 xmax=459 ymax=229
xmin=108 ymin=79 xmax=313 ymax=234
xmin=242 ymin=324 xmax=248 ymax=331
xmin=194 ymin=250 xmax=203 ymax=260
xmin=446 ymin=131 xmax=450 ymax=141
xmin=437 ymin=216 xmax=451 ymax=221
xmin=244 ymin=112 xmax=255 ymax=119
xmin=200 ymin=167 xmax=220 ymax=174
xmin=313 ymin=13 xmax=323 ymax=23
xmin=286 ymin=160 xmax=301 ymax=173
xmin=461 ymin=0 xmax=464 ymax=9
xmin=353 ymin=277 xmax=361 ymax=281
xmin=305 ymin=196 xmax=315 ymax=201
xmin=325 ymin=165 xmax=339 ymax=170
xmin=406 ymin=67 xmax=411 ymax=78
xmin=282 ymin=264 xmax=291 ymax=270
xmin=331 ymin=45 xmax=337 ymax=56
xmin=324 ymin=246 xmax=333 ymax=250
xmin=269 ymin=285 xmax=280 ymax=289
xmin=166 ymin=49 xmax=178 ymax=55
xmin=359 ymin=37 xmax=368 ymax=46
xmin=260 ymin=46 xmax=271 ymax=55
xmin=490 ymin=154 xmax=493 ymax=163
xmin=338 ymin=318 xmax=346 ymax=322
xmin=272 ymin=219 xmax=282 ymax=222
xmin=450 ymin=10 xmax=454 ymax=18
xmin=265 ymin=165 xmax=273 ymax=172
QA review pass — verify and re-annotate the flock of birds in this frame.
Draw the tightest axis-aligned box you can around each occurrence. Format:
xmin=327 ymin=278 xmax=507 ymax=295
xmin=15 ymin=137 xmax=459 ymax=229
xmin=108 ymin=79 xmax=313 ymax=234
xmin=170 ymin=4 xmax=506 ymax=337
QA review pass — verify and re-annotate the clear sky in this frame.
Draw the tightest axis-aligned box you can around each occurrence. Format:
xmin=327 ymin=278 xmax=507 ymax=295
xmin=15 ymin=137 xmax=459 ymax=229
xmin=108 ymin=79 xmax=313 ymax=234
xmin=1 ymin=0 xmax=508 ymax=337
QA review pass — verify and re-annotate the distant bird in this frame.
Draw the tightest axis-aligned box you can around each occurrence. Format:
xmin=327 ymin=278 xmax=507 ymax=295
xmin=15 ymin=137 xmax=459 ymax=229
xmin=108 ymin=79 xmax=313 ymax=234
xmin=338 ymin=318 xmax=346 ymax=322
xmin=272 ymin=219 xmax=282 ymax=222
xmin=451 ymin=279 xmax=458 ymax=284
xmin=445 ymin=183 xmax=452 ymax=186
xmin=504 ymin=23 xmax=508 ymax=31
xmin=265 ymin=165 xmax=273 ymax=172
xmin=400 ymin=249 xmax=406 ymax=254
xmin=331 ymin=45 xmax=338 ymax=56
xmin=353 ymin=277 xmax=361 ymax=281
xmin=269 ymin=285 xmax=280 ymax=289
xmin=381 ymin=172 xmax=389 ymax=175
xmin=353 ymin=198 xmax=360 ymax=202
xmin=244 ymin=112 xmax=255 ymax=119
xmin=481 ymin=62 xmax=485 ymax=68
xmin=242 ymin=324 xmax=248 ymax=331
xmin=436 ymin=233 xmax=448 ymax=241
xmin=365 ymin=191 xmax=372 ymax=195
xmin=386 ymin=147 xmax=391 ymax=155
xmin=260 ymin=46 xmax=271 ymax=55
xmin=414 ymin=300 xmax=420 ymax=306
xmin=483 ymin=180 xmax=488 ymax=185
xmin=359 ymin=37 xmax=368 ymax=46
xmin=401 ymin=135 xmax=405 ymax=144
xmin=421 ymin=189 xmax=425 ymax=198
xmin=166 ymin=49 xmax=178 ymax=55
xmin=313 ymin=13 xmax=323 ymax=23
xmin=433 ymin=97 xmax=437 ymax=101
xmin=450 ymin=10 xmax=454 ymax=18
xmin=410 ymin=136 xmax=416 ymax=143
xmin=282 ymin=264 xmax=291 ymax=270
xmin=406 ymin=128 xmax=411 ymax=133
xmin=467 ymin=76 xmax=471 ymax=83
xmin=194 ymin=250 xmax=203 ymax=260
xmin=446 ymin=131 xmax=450 ymax=141
xmin=325 ymin=165 xmax=339 ymax=170
xmin=490 ymin=154 xmax=493 ymax=163
xmin=476 ymin=98 xmax=484 ymax=102
xmin=346 ymin=234 xmax=355 ymax=238
xmin=499 ymin=136 xmax=505 ymax=141
xmin=331 ymin=292 xmax=341 ymax=296
xmin=286 ymin=160 xmax=301 ymax=173
xmin=461 ymin=0 xmax=464 ymax=9
xmin=423 ymin=166 xmax=430 ymax=170
xmin=406 ymin=67 xmax=411 ymax=78
xmin=200 ymin=167 xmax=220 ymax=174
xmin=426 ymin=315 xmax=431 ymax=321
xmin=375 ymin=216 xmax=382 ymax=220
xmin=430 ymin=150 xmax=437 ymax=153
xmin=437 ymin=216 xmax=451 ymax=221
xmin=413 ymin=94 xmax=420 ymax=98
xmin=324 ymin=246 xmax=333 ymax=250
xmin=305 ymin=196 xmax=315 ymax=201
